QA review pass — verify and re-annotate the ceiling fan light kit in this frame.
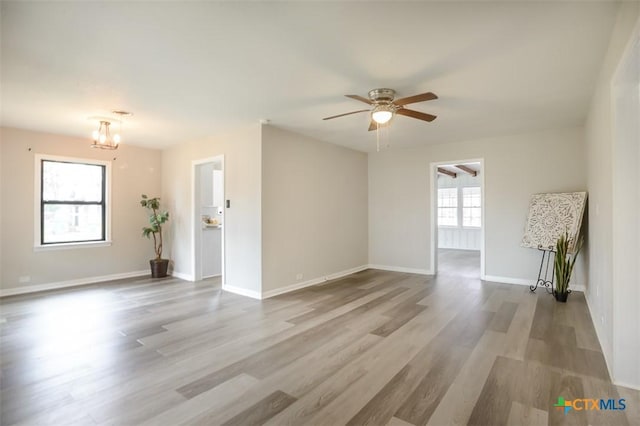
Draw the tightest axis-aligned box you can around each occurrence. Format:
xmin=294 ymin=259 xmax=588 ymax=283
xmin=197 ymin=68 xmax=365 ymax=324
xmin=323 ymin=88 xmax=438 ymax=134
xmin=371 ymin=104 xmax=395 ymax=124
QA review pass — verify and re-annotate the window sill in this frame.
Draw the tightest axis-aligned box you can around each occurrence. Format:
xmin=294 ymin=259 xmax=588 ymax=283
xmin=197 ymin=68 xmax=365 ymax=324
xmin=438 ymin=226 xmax=482 ymax=229
xmin=34 ymin=241 xmax=112 ymax=252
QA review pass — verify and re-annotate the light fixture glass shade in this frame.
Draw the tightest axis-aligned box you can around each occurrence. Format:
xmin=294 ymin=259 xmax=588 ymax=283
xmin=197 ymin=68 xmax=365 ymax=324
xmin=89 ymin=111 xmax=131 ymax=150
xmin=372 ymin=104 xmax=394 ymax=124
xmin=372 ymin=110 xmax=393 ymax=124
xmin=91 ymin=120 xmax=119 ymax=150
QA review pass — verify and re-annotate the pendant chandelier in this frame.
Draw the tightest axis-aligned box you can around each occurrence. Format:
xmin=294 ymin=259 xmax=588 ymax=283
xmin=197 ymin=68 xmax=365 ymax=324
xmin=90 ymin=110 xmax=132 ymax=150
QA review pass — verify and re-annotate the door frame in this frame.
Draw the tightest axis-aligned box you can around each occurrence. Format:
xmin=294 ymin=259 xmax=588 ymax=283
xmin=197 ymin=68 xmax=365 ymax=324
xmin=429 ymin=158 xmax=485 ymax=277
xmin=191 ymin=155 xmax=225 ymax=283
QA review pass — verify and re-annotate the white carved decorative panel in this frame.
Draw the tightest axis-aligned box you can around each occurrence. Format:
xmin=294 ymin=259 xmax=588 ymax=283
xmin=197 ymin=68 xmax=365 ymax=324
xmin=521 ymin=192 xmax=587 ymax=251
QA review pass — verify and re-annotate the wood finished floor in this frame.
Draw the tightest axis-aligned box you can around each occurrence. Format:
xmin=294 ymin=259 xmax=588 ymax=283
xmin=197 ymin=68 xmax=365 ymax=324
xmin=1 ymin=250 xmax=638 ymax=425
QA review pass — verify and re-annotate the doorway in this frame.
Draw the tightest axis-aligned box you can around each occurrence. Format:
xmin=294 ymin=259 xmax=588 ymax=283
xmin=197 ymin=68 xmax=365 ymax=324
xmin=192 ymin=156 xmax=224 ymax=283
xmin=430 ymin=159 xmax=485 ymax=278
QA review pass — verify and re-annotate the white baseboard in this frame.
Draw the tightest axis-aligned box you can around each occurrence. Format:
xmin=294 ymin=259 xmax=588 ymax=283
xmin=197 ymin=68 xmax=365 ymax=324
xmin=202 ymin=273 xmax=222 ymax=279
xmin=262 ymin=265 xmax=369 ymax=299
xmin=0 ymin=270 xmax=149 ymax=297
xmin=584 ymin=292 xmax=615 ymax=383
xmin=481 ymin=274 xmax=585 ymax=292
xmin=482 ymin=274 xmax=533 ymax=286
xmin=171 ymin=270 xmax=195 ymax=281
xmin=368 ymin=264 xmax=433 ymax=275
xmin=222 ymin=283 xmax=262 ymax=300
xmin=612 ymin=380 xmax=640 ymax=391
xmin=584 ymin=292 xmax=640 ymax=390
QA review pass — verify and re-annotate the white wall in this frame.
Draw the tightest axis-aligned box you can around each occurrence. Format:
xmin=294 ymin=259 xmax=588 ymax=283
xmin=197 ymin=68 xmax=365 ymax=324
xmin=161 ymin=124 xmax=262 ymax=296
xmin=0 ymin=131 xmax=3 ymax=288
xmin=437 ymin=172 xmax=482 ymax=250
xmin=261 ymin=125 xmax=368 ymax=296
xmin=369 ymin=126 xmax=586 ymax=283
xmin=585 ymin=3 xmax=639 ymax=388
xmin=0 ymin=127 xmax=162 ymax=295
xmin=612 ymin=34 xmax=640 ymax=389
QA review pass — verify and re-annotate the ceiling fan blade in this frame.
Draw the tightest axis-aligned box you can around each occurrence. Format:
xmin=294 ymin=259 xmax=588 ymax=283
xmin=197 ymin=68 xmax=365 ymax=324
xmin=345 ymin=94 xmax=373 ymax=105
xmin=322 ymin=109 xmax=370 ymax=120
xmin=368 ymin=120 xmax=391 ymax=131
xmin=393 ymin=92 xmax=438 ymax=106
xmin=396 ymin=108 xmax=437 ymax=122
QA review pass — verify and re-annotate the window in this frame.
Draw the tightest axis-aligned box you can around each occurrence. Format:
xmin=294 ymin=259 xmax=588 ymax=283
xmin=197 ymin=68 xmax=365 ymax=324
xmin=462 ymin=186 xmax=482 ymax=227
xmin=437 ymin=187 xmax=458 ymax=226
xmin=438 ymin=185 xmax=482 ymax=228
xmin=36 ymin=155 xmax=110 ymax=247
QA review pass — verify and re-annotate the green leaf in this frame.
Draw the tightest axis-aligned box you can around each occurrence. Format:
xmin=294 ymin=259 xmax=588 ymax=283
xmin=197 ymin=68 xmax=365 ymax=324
xmin=140 ymin=195 xmax=169 ymax=254
xmin=554 ymin=231 xmax=581 ymax=294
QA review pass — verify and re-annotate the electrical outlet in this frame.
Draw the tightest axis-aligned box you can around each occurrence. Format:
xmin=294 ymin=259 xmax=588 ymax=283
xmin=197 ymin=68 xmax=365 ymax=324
xmin=19 ymin=276 xmax=31 ymax=284
xmin=296 ymin=273 xmax=303 ymax=280
xmin=601 ymin=315 xmax=605 ymax=325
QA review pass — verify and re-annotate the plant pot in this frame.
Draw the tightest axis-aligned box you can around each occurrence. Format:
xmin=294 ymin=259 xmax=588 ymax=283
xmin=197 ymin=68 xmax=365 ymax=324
xmin=554 ymin=291 xmax=569 ymax=303
xmin=150 ymin=259 xmax=169 ymax=278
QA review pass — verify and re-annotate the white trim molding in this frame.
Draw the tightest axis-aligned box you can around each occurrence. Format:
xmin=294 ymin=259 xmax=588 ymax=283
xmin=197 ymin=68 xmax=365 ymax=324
xmin=584 ymin=292 xmax=615 ymax=382
xmin=368 ymin=264 xmax=433 ymax=275
xmin=0 ymin=270 xmax=149 ymax=297
xmin=34 ymin=241 xmax=112 ymax=251
xmin=612 ymin=381 xmax=640 ymax=392
xmin=481 ymin=274 xmax=532 ymax=286
xmin=262 ymin=265 xmax=369 ymax=299
xmin=222 ymin=284 xmax=262 ymax=300
xmin=569 ymin=284 xmax=586 ymax=293
xmin=482 ymin=274 xmax=585 ymax=292
xmin=191 ymin=155 xmax=225 ymax=284
xmin=171 ymin=270 xmax=195 ymax=282
xmin=33 ymin=153 xmax=113 ymax=249
xmin=429 ymin=158 xmax=486 ymax=279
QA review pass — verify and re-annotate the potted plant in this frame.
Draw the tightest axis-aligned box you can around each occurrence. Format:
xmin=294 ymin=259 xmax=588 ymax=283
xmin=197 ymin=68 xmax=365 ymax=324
xmin=553 ymin=231 xmax=582 ymax=302
xmin=140 ymin=194 xmax=170 ymax=278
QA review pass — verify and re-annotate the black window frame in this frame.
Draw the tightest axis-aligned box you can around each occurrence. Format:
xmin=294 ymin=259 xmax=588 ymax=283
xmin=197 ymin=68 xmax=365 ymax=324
xmin=40 ymin=159 xmax=107 ymax=245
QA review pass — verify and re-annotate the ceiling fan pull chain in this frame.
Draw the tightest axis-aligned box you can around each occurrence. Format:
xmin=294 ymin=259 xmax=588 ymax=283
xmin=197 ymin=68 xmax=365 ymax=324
xmin=384 ymin=123 xmax=390 ymax=150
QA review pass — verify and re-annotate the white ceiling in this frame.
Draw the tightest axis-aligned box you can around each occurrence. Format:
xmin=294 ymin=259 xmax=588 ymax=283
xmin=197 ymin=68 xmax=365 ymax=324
xmin=1 ymin=1 xmax=619 ymax=152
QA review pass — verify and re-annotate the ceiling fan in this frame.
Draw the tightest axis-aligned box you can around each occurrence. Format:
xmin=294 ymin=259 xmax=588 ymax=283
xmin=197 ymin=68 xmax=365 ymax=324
xmin=323 ymin=88 xmax=438 ymax=131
